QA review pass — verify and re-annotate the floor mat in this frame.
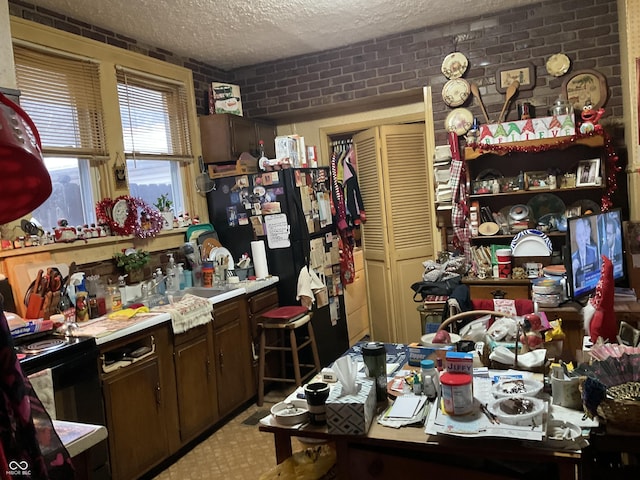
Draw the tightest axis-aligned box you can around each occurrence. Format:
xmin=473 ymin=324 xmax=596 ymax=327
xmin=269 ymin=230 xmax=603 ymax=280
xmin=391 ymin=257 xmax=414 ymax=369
xmin=241 ymin=409 xmax=270 ymax=426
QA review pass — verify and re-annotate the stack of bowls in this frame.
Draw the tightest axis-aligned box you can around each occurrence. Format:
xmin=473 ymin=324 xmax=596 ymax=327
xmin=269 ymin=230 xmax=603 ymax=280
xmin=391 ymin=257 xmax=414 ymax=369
xmin=531 ymin=277 xmax=563 ymax=307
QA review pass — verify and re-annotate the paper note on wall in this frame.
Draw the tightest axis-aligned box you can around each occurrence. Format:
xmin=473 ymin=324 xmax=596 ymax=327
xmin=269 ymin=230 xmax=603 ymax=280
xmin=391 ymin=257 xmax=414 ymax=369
xmin=264 ymin=213 xmax=290 ymax=249
xmin=310 ymin=237 xmax=325 ymax=269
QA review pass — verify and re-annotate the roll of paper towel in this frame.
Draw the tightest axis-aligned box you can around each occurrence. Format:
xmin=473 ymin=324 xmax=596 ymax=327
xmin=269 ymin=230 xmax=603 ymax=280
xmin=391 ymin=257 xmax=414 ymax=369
xmin=251 ymin=240 xmax=269 ymax=278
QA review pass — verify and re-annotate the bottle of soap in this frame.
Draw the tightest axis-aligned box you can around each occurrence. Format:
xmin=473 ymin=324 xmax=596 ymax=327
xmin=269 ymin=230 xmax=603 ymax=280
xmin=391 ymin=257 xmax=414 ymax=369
xmin=155 ymin=268 xmax=166 ymax=294
xmin=177 ymin=263 xmax=185 ymax=290
xmin=166 ymin=253 xmax=177 ymax=293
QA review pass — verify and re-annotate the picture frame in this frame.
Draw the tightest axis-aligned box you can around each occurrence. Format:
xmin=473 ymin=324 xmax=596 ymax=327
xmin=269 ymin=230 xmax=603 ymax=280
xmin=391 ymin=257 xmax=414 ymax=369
xmin=524 ymin=170 xmax=551 ymax=190
xmin=576 ymin=158 xmax=601 ymax=187
xmin=562 ymin=69 xmax=608 ymax=111
xmin=495 ymin=63 xmax=536 ymax=94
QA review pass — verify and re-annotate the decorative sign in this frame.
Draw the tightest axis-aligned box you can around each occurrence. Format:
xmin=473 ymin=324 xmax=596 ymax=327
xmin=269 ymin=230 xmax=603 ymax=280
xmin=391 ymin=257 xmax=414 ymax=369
xmin=478 ymin=115 xmax=575 ymax=145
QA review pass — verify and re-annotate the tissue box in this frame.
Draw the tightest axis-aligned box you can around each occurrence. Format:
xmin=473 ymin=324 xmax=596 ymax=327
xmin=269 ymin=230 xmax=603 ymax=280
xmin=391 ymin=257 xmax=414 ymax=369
xmin=326 ymin=378 xmax=376 ymax=435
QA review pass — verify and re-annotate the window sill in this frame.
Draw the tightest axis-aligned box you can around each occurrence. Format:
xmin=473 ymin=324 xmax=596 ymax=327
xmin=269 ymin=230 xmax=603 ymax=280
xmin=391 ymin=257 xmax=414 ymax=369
xmin=0 ymin=228 xmax=189 ymax=260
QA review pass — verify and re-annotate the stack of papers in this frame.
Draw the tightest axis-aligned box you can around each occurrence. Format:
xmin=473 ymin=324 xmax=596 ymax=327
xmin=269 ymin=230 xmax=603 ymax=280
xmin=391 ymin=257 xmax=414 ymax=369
xmin=379 ymin=395 xmax=429 ymax=428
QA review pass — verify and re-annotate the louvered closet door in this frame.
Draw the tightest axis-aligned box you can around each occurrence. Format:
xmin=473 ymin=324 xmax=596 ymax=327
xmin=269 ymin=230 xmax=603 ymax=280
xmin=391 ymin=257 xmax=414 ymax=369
xmin=355 ymin=124 xmax=434 ymax=343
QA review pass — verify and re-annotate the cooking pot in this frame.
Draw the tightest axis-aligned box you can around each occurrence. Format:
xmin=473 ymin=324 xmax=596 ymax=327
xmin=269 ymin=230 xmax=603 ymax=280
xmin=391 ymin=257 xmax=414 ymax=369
xmin=0 ymin=92 xmax=51 ymax=224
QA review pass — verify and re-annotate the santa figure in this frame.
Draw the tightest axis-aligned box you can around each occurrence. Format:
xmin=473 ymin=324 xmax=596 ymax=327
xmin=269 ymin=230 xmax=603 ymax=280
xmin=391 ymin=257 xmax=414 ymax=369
xmin=583 ymin=255 xmax=618 ymax=343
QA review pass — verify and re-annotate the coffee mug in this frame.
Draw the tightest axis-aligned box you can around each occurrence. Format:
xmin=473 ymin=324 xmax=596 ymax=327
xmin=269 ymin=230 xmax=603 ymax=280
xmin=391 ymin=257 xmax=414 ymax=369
xmin=304 ymin=382 xmax=330 ymax=425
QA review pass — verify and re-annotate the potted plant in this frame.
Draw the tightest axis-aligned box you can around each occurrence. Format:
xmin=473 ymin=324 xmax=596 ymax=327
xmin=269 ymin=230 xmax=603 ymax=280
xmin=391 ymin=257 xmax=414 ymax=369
xmin=113 ymin=248 xmax=150 ymax=284
xmin=154 ymin=193 xmax=174 ymax=230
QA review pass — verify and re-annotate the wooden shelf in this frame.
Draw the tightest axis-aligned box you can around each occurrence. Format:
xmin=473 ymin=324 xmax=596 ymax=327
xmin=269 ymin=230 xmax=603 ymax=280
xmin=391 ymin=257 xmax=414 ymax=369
xmin=471 ymin=231 xmax=565 ymax=240
xmin=464 ymin=134 xmax=605 ymax=160
xmin=470 ymin=185 xmax=603 ymax=199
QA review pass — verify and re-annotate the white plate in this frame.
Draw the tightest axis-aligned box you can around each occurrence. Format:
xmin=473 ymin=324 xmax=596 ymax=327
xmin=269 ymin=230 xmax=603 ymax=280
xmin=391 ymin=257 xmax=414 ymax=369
xmin=442 ymin=78 xmax=470 ymax=107
xmin=441 ymin=52 xmax=469 ymax=79
xmin=510 ymin=229 xmax=553 ymax=256
xmin=488 ymin=396 xmax=545 ymax=426
xmin=444 ymin=107 xmax=473 ymax=135
xmin=546 ymin=53 xmax=571 ymax=77
xmin=492 ymin=378 xmax=543 ymax=398
xmin=420 ymin=332 xmax=461 ymax=347
xmin=208 ymin=247 xmax=235 ymax=270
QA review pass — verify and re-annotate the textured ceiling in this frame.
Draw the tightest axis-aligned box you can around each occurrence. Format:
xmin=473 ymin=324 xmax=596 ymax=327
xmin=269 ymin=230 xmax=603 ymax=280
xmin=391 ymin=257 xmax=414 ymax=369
xmin=32 ymin=0 xmax=542 ymax=70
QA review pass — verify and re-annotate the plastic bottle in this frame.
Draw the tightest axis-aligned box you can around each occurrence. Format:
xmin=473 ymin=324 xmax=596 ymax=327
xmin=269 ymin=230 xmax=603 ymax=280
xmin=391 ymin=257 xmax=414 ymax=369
xmin=118 ymin=275 xmax=127 ymax=306
xmin=166 ymin=253 xmax=177 ymax=293
xmin=177 ymin=262 xmax=186 ymax=290
xmin=420 ymin=359 xmax=440 ymax=400
xmin=155 ymin=268 xmax=166 ymax=294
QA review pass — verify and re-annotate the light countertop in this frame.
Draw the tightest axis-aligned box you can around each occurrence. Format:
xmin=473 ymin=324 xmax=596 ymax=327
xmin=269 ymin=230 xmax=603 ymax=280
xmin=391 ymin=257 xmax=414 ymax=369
xmin=75 ymin=276 xmax=279 ymax=345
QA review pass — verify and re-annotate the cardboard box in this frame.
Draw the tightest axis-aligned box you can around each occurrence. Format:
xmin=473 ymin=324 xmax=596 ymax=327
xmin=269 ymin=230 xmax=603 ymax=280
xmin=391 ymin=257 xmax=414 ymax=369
xmin=445 ymin=351 xmax=473 ymax=375
xmin=326 ymin=378 xmax=376 ymax=435
xmin=407 ymin=343 xmax=455 ymax=367
xmin=209 ymin=82 xmax=243 ymax=116
xmin=478 ymin=114 xmax=575 ymax=144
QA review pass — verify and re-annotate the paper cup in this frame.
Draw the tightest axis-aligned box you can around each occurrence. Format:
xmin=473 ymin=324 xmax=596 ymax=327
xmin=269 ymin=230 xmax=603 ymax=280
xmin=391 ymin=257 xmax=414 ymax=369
xmin=498 ymin=261 xmax=512 ymax=278
xmin=496 ymin=248 xmax=512 ymax=263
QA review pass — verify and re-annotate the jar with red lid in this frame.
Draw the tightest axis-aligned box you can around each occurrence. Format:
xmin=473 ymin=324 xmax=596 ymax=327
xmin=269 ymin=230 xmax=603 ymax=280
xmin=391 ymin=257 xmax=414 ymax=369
xmin=440 ymin=372 xmax=473 ymax=415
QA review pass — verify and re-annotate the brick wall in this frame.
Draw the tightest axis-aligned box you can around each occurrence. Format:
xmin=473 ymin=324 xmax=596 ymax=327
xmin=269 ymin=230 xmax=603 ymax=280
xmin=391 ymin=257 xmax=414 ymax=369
xmin=230 ymin=0 xmax=622 ymax=145
xmin=9 ymin=0 xmax=622 ymax=146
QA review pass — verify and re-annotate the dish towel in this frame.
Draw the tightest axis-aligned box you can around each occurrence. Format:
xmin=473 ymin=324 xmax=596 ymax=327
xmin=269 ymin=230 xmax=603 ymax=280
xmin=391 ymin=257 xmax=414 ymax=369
xmin=152 ymin=294 xmax=213 ymax=334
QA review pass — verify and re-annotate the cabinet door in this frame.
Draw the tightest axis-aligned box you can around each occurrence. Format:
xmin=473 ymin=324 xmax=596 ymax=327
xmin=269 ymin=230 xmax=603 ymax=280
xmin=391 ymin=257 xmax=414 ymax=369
xmin=103 ymin=358 xmax=169 ymax=480
xmin=229 ymin=115 xmax=257 ymax=158
xmin=174 ymin=329 xmax=218 ymax=443
xmin=255 ymin=120 xmax=277 ymax=158
xmin=214 ymin=318 xmax=249 ymax=417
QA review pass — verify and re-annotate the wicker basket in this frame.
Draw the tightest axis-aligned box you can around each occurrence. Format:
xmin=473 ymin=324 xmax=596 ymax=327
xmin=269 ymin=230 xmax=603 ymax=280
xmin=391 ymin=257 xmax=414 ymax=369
xmin=596 ymin=382 xmax=640 ymax=431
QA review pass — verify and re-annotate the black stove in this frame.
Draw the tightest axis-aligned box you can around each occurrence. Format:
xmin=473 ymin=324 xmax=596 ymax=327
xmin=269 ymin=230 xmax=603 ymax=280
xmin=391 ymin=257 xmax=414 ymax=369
xmin=14 ymin=333 xmax=98 ymax=376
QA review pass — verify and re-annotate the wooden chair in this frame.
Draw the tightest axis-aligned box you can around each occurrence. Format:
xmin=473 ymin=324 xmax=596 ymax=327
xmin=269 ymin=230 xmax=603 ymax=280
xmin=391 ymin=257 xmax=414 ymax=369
xmin=257 ymin=312 xmax=320 ymax=406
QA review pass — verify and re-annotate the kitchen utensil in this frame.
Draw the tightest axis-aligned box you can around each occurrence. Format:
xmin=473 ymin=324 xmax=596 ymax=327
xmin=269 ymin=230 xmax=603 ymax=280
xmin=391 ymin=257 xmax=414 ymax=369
xmin=25 ymin=269 xmax=45 ymax=319
xmin=195 ymin=155 xmax=215 ymax=193
xmin=498 ymin=80 xmax=520 ymax=123
xmin=470 ymin=82 xmax=490 ymax=124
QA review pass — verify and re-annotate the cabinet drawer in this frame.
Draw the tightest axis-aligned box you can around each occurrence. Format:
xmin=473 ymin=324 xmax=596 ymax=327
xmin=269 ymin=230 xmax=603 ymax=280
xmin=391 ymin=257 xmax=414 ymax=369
xmin=354 ymin=248 xmax=364 ymax=272
xmin=344 ymin=274 xmax=366 ymax=316
xmin=247 ymin=287 xmax=279 ymax=314
xmin=469 ymin=284 xmax=530 ymax=300
xmin=213 ymin=299 xmax=242 ymax=329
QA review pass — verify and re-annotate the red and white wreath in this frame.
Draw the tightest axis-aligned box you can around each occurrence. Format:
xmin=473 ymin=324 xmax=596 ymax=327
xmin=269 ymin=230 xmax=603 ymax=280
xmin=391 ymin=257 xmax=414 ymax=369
xmin=96 ymin=195 xmax=163 ymax=238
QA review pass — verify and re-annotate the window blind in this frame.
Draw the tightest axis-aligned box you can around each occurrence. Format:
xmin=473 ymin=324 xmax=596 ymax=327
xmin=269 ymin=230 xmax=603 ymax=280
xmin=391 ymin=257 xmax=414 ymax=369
xmin=13 ymin=43 xmax=108 ymax=160
xmin=116 ymin=66 xmax=193 ymax=162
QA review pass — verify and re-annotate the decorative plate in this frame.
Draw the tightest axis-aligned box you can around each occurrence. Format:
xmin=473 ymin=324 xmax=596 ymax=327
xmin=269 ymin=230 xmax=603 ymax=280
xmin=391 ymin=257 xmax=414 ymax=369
xmin=442 ymin=78 xmax=470 ymax=107
xmin=444 ymin=107 xmax=473 ymax=135
xmin=441 ymin=52 xmax=469 ymax=79
xmin=568 ymin=199 xmax=600 ymax=217
xmin=510 ymin=229 xmax=553 ymax=255
xmin=546 ymin=53 xmax=571 ymax=77
xmin=527 ymin=193 xmax=566 ymax=222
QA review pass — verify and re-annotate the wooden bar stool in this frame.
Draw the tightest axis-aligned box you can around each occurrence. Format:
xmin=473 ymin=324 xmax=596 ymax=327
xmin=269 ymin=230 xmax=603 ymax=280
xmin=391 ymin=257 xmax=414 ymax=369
xmin=257 ymin=312 xmax=321 ymax=406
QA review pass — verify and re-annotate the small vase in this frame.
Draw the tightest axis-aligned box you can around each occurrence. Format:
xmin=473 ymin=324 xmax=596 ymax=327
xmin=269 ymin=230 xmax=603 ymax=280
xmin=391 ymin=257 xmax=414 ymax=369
xmin=161 ymin=211 xmax=174 ymax=230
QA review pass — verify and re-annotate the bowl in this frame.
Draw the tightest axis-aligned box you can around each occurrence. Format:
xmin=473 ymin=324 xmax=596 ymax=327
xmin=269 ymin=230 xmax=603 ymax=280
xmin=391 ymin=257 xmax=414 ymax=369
xmin=488 ymin=396 xmax=545 ymax=426
xmin=491 ymin=378 xmax=543 ymax=398
xmin=544 ymin=419 xmax=582 ymax=448
xmin=270 ymin=399 xmax=309 ymax=426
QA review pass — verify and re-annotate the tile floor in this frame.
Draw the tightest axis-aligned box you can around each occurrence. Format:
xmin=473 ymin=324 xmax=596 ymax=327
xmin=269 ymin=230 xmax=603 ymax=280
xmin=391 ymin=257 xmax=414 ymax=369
xmin=152 ymin=388 xmax=306 ymax=480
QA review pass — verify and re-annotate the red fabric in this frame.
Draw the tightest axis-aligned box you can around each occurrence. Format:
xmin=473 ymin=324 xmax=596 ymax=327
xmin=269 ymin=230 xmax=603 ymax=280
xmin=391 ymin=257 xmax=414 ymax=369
xmin=471 ymin=299 xmax=534 ymax=316
xmin=261 ymin=306 xmax=308 ymax=321
xmin=588 ymin=256 xmax=617 ymax=343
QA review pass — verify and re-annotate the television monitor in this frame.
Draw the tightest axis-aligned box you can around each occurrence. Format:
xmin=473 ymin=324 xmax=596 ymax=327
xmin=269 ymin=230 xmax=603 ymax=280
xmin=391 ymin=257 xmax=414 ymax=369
xmin=565 ymin=208 xmax=624 ymax=300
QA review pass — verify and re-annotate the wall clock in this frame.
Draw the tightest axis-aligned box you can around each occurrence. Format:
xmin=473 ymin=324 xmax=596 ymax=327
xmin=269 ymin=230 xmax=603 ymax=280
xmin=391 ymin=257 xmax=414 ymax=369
xmin=112 ymin=198 xmax=130 ymax=227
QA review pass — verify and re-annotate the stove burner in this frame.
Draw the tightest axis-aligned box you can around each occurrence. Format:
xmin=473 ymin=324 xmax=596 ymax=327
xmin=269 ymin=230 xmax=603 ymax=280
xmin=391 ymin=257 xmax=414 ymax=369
xmin=24 ymin=338 xmax=67 ymax=354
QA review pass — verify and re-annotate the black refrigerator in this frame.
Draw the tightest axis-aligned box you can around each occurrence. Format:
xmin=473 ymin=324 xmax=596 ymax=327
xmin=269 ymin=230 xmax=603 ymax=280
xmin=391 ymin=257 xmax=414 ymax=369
xmin=206 ymin=167 xmax=349 ymax=367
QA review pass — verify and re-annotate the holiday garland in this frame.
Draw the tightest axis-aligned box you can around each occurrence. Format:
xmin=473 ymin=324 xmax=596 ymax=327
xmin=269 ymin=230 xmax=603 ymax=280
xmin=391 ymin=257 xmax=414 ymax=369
xmin=96 ymin=195 xmax=163 ymax=238
xmin=467 ymin=130 xmax=620 ymax=210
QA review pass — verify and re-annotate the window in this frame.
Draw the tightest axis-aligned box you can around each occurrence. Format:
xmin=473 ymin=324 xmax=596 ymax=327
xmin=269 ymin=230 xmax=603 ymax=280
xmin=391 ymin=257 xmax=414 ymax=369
xmin=116 ymin=67 xmax=192 ymax=215
xmin=13 ymin=43 xmax=108 ymax=230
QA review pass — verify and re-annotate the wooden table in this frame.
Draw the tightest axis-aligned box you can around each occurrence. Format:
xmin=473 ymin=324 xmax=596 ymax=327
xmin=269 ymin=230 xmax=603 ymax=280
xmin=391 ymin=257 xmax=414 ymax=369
xmin=259 ymin=409 xmax=583 ymax=479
